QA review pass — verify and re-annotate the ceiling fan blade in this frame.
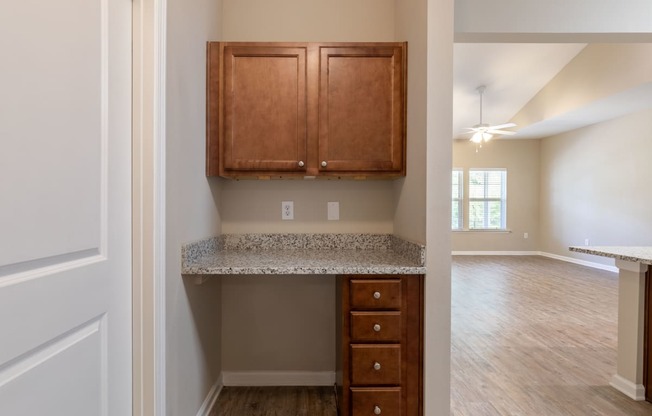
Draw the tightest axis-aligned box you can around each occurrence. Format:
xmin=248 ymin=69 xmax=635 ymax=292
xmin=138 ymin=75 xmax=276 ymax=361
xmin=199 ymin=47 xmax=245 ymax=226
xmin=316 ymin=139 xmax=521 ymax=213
xmin=487 ymin=123 xmax=516 ymax=130
xmin=487 ymin=129 xmax=517 ymax=135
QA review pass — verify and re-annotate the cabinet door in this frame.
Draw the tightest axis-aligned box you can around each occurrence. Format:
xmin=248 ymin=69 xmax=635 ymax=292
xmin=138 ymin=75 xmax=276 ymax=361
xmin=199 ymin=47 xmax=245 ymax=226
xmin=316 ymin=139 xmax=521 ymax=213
xmin=222 ymin=44 xmax=308 ymax=172
xmin=318 ymin=44 xmax=406 ymax=175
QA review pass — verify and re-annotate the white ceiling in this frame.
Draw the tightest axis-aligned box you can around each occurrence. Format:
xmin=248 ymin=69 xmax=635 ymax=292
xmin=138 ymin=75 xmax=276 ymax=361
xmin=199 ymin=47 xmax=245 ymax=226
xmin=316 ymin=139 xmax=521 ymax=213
xmin=452 ymin=43 xmax=587 ymax=140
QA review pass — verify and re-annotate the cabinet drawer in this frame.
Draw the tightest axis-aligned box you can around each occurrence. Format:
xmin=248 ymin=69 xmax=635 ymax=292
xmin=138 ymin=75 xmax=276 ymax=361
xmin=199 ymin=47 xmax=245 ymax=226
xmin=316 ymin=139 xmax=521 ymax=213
xmin=350 ymin=279 xmax=401 ymax=310
xmin=351 ymin=344 xmax=401 ymax=385
xmin=351 ymin=312 xmax=401 ymax=342
xmin=351 ymin=387 xmax=401 ymax=416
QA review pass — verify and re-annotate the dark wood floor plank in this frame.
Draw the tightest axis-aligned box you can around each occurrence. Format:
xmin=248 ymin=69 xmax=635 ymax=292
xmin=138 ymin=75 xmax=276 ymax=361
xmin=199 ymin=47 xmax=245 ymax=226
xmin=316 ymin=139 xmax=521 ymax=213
xmin=452 ymin=256 xmax=652 ymax=416
xmin=211 ymin=386 xmax=337 ymax=416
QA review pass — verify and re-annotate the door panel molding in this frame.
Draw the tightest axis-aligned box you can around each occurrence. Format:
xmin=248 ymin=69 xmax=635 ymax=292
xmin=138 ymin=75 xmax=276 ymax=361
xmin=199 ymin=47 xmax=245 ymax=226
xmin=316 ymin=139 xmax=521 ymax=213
xmin=0 ymin=315 xmax=104 ymax=388
xmin=0 ymin=315 xmax=108 ymax=415
xmin=0 ymin=249 xmax=102 ymax=285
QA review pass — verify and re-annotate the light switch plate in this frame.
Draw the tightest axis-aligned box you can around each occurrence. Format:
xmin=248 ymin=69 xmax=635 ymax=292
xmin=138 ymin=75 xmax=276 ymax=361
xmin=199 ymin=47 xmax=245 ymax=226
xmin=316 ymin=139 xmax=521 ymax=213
xmin=327 ymin=201 xmax=339 ymax=221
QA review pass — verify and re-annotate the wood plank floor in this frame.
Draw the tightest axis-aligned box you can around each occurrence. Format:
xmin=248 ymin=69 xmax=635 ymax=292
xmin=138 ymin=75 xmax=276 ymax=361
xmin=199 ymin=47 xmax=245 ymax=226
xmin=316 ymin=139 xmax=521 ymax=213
xmin=452 ymin=255 xmax=652 ymax=416
xmin=211 ymin=386 xmax=337 ymax=416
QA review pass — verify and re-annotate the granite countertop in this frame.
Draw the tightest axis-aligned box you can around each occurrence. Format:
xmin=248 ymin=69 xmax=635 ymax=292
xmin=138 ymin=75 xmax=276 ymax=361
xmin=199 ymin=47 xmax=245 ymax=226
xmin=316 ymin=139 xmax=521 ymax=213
xmin=182 ymin=233 xmax=426 ymax=275
xmin=569 ymin=246 xmax=652 ymax=265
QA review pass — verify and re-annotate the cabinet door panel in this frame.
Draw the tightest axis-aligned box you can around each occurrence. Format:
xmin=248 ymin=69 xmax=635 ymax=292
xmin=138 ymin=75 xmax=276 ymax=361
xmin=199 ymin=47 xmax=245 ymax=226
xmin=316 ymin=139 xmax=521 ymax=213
xmin=319 ymin=45 xmax=405 ymax=174
xmin=223 ymin=45 xmax=307 ymax=172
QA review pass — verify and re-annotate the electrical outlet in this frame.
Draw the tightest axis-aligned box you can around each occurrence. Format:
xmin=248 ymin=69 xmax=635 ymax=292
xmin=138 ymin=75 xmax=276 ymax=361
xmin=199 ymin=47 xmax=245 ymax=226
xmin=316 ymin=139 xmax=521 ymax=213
xmin=282 ymin=201 xmax=294 ymax=220
xmin=523 ymin=232 xmax=529 ymax=239
xmin=584 ymin=238 xmax=590 ymax=246
xmin=327 ymin=201 xmax=339 ymax=221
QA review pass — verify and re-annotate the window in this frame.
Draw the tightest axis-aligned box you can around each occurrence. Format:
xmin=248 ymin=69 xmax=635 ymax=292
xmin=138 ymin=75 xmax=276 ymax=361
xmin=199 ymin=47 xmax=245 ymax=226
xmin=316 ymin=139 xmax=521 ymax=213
xmin=452 ymin=169 xmax=463 ymax=230
xmin=451 ymin=168 xmax=507 ymax=230
xmin=468 ymin=169 xmax=506 ymax=229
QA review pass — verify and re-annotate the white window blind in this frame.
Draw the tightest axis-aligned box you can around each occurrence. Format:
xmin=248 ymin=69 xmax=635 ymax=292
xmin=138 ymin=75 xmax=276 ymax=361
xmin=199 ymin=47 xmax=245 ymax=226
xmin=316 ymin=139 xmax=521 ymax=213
xmin=452 ymin=169 xmax=463 ymax=230
xmin=468 ymin=169 xmax=507 ymax=230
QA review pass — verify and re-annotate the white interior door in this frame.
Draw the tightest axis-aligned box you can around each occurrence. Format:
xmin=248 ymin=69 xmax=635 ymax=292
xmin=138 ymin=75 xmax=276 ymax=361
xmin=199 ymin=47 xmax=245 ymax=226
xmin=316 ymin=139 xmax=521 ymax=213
xmin=0 ymin=1 xmax=132 ymax=415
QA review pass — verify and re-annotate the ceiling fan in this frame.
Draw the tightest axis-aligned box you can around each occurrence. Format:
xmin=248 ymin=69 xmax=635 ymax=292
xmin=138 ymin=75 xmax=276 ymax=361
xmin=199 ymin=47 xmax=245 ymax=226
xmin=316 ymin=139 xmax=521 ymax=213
xmin=464 ymin=85 xmax=517 ymax=143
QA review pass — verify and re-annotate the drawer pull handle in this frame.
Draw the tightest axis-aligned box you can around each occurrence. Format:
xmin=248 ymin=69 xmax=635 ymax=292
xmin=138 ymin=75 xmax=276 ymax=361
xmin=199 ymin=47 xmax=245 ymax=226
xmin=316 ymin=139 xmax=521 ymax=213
xmin=374 ymin=405 xmax=382 ymax=415
xmin=373 ymin=361 xmax=381 ymax=371
xmin=373 ymin=291 xmax=381 ymax=300
xmin=298 ymin=160 xmax=305 ymax=167
xmin=373 ymin=323 xmax=381 ymax=332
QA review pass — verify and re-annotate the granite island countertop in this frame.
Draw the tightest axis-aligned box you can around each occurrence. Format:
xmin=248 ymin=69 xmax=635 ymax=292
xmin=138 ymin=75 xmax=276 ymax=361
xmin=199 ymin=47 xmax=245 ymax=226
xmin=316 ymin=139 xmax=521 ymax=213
xmin=182 ymin=233 xmax=426 ymax=275
xmin=569 ymin=246 xmax=652 ymax=265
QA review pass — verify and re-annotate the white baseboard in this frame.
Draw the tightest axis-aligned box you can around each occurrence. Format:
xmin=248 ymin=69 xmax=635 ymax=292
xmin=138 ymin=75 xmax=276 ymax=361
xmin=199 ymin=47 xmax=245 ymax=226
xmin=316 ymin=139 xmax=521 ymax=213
xmin=452 ymin=251 xmax=539 ymax=256
xmin=196 ymin=375 xmax=223 ymax=416
xmin=451 ymin=250 xmax=619 ymax=273
xmin=538 ymin=252 xmax=618 ymax=273
xmin=222 ymin=371 xmax=336 ymax=387
xmin=610 ymin=374 xmax=646 ymax=401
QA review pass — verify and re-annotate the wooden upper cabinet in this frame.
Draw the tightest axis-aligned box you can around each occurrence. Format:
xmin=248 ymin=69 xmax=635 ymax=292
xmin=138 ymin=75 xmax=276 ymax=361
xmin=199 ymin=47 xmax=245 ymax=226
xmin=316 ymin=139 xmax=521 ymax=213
xmin=318 ymin=45 xmax=405 ymax=175
xmin=208 ymin=43 xmax=308 ymax=175
xmin=206 ymin=42 xmax=407 ymax=178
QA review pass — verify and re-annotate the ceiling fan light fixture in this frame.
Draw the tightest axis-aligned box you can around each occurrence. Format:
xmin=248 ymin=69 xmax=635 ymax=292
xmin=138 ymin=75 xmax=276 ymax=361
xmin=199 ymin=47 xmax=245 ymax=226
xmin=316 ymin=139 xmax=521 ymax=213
xmin=464 ymin=85 xmax=516 ymax=142
xmin=470 ymin=131 xmax=493 ymax=143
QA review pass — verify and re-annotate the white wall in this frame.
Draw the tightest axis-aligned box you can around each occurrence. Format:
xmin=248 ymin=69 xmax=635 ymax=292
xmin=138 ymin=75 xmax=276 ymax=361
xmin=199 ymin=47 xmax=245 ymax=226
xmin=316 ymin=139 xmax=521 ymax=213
xmin=165 ymin=0 xmax=223 ymax=414
xmin=455 ymin=0 xmax=652 ymax=42
xmin=540 ymin=109 xmax=652 ymax=266
xmin=452 ymin=139 xmax=541 ymax=252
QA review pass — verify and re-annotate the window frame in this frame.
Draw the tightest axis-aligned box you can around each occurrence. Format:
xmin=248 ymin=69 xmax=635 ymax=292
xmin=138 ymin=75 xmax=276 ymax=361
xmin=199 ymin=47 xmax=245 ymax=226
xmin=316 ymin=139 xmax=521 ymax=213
xmin=451 ymin=168 xmax=507 ymax=231
xmin=451 ymin=169 xmax=463 ymax=230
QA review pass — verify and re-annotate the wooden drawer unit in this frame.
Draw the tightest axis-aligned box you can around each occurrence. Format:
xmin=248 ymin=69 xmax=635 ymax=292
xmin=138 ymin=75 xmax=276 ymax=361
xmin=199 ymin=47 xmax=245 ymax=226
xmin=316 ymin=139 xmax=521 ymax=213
xmin=350 ymin=279 xmax=401 ymax=310
xmin=351 ymin=387 xmax=401 ymax=416
xmin=337 ymin=274 xmax=423 ymax=416
xmin=350 ymin=312 xmax=401 ymax=342
xmin=351 ymin=344 xmax=401 ymax=385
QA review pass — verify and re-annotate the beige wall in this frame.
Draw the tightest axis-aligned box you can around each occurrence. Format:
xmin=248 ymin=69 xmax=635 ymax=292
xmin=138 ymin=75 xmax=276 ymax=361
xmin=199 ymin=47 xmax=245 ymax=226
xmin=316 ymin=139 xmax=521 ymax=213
xmin=221 ymin=180 xmax=394 ymax=234
xmin=221 ymin=276 xmax=336 ymax=372
xmin=222 ymin=0 xmax=396 ymax=41
xmin=165 ymin=0 xmax=223 ymax=414
xmin=540 ymin=109 xmax=652 ymax=266
xmin=424 ymin=0 xmax=454 ymax=413
xmin=219 ymin=0 xmax=402 ymax=377
xmin=513 ymin=44 xmax=652 ymax=130
xmin=452 ymin=139 xmax=541 ymax=252
xmin=393 ymin=0 xmax=428 ymax=245
xmin=219 ymin=0 xmax=398 ymax=237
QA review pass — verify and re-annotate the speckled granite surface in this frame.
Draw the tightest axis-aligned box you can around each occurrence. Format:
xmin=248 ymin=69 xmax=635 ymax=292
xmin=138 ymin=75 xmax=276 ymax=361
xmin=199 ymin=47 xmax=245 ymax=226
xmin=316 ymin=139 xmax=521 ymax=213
xmin=182 ymin=234 xmax=426 ymax=275
xmin=570 ymin=246 xmax=652 ymax=265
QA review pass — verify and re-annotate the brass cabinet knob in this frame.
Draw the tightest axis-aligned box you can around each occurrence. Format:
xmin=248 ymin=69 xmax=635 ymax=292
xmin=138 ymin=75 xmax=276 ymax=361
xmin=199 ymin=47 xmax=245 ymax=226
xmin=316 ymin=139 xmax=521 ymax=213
xmin=374 ymin=405 xmax=382 ymax=415
xmin=321 ymin=161 xmax=328 ymax=167
xmin=373 ymin=324 xmax=381 ymax=332
xmin=298 ymin=161 xmax=305 ymax=167
xmin=373 ymin=362 xmax=381 ymax=371
xmin=373 ymin=291 xmax=381 ymax=300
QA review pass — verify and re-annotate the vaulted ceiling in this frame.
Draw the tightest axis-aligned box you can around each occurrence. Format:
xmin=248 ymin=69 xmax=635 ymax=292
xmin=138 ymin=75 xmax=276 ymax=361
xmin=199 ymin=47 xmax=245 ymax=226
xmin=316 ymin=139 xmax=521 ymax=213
xmin=453 ymin=43 xmax=652 ymax=141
